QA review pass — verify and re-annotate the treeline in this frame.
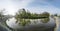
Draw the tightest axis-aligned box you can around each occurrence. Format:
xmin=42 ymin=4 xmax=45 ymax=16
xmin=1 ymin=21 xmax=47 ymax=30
xmin=15 ymin=8 xmax=50 ymax=19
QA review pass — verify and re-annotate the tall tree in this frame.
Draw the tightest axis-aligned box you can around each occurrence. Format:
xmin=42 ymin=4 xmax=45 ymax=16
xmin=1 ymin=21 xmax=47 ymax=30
xmin=0 ymin=9 xmax=5 ymax=21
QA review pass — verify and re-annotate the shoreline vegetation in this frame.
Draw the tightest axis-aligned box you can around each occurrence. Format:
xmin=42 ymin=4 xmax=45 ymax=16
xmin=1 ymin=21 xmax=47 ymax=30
xmin=15 ymin=8 xmax=50 ymax=19
xmin=15 ymin=8 xmax=50 ymax=26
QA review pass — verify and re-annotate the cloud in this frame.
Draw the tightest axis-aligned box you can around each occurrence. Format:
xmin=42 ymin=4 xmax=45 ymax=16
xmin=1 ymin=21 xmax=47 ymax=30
xmin=0 ymin=0 xmax=60 ymax=15
xmin=26 ymin=5 xmax=60 ymax=14
xmin=0 ymin=0 xmax=34 ymax=15
xmin=25 ymin=0 xmax=60 ymax=14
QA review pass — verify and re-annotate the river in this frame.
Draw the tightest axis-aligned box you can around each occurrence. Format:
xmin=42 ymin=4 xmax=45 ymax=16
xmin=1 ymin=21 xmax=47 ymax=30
xmin=6 ymin=17 xmax=56 ymax=31
xmin=0 ymin=17 xmax=59 ymax=31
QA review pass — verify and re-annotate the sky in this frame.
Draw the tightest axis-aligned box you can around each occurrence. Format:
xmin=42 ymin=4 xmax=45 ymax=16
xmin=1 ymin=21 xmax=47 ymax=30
xmin=0 ymin=0 xmax=60 ymax=15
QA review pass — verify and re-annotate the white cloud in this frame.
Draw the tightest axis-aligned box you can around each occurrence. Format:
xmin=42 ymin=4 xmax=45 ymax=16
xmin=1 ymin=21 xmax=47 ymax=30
xmin=0 ymin=0 xmax=60 ymax=15
xmin=0 ymin=0 xmax=34 ymax=15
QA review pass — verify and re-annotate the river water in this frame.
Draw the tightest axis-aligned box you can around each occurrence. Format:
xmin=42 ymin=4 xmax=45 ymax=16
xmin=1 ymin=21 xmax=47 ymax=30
xmin=6 ymin=17 xmax=57 ymax=31
xmin=0 ymin=17 xmax=57 ymax=31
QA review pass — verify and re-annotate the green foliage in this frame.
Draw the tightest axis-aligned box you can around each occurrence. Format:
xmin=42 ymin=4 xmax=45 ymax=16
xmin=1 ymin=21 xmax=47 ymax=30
xmin=40 ymin=12 xmax=50 ymax=17
xmin=15 ymin=8 xmax=50 ymax=26
xmin=15 ymin=9 xmax=50 ymax=19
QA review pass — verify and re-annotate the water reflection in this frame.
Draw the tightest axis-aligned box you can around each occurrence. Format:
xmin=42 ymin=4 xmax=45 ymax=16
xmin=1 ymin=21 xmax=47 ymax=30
xmin=41 ymin=18 xmax=50 ymax=23
xmin=6 ymin=17 xmax=56 ymax=31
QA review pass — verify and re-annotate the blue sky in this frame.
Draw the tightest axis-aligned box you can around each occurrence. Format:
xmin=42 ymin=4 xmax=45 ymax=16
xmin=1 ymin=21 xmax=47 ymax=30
xmin=0 ymin=0 xmax=60 ymax=15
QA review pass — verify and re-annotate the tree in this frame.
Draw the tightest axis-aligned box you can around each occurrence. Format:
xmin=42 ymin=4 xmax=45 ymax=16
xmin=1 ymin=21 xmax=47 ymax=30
xmin=15 ymin=8 xmax=27 ymax=19
xmin=15 ymin=8 xmax=31 ymax=26
xmin=15 ymin=9 xmax=50 ymax=19
xmin=54 ymin=14 xmax=57 ymax=16
xmin=41 ymin=12 xmax=50 ymax=17
xmin=0 ymin=9 xmax=5 ymax=21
